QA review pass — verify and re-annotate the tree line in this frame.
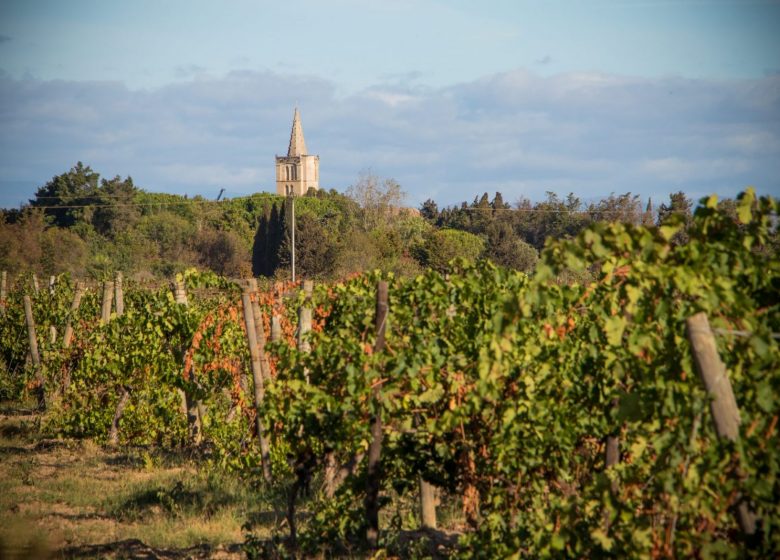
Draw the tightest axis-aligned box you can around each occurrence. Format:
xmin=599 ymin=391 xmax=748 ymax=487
xmin=1 ymin=162 xmax=748 ymax=282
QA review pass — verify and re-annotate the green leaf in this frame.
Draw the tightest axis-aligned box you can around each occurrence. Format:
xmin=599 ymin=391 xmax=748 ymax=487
xmin=551 ymin=533 xmax=566 ymax=551
xmin=604 ymin=315 xmax=627 ymax=347
xmin=590 ymin=528 xmax=613 ymax=551
xmin=756 ymin=381 xmax=773 ymax=413
xmin=659 ymin=223 xmax=681 ymax=241
xmin=736 ymin=188 xmax=755 ymax=224
xmin=618 ymin=392 xmax=644 ymax=423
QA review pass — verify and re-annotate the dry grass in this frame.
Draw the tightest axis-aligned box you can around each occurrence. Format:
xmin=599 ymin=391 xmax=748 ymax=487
xmin=0 ymin=406 xmax=267 ymax=559
xmin=0 ymin=405 xmax=464 ymax=559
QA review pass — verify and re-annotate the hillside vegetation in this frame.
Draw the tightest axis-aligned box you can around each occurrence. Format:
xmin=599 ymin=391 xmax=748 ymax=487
xmin=0 ymin=162 xmax=735 ymax=282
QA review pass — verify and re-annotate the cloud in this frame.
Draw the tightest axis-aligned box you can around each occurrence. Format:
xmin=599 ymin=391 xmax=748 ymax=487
xmin=154 ymin=163 xmax=262 ymax=187
xmin=174 ymin=64 xmax=208 ymax=79
xmin=377 ymin=70 xmax=424 ymax=85
xmin=640 ymin=157 xmax=751 ymax=183
xmin=1 ymin=68 xmax=778 ymax=210
xmin=535 ymin=55 xmax=552 ymax=65
xmin=364 ymin=87 xmax=419 ymax=107
xmin=0 ymin=35 xmax=11 ymax=44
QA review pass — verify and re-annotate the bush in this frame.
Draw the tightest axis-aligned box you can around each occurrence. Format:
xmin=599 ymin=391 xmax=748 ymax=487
xmin=413 ymin=228 xmax=485 ymax=272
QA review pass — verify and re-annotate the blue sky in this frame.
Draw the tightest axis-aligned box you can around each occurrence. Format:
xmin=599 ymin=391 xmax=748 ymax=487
xmin=1 ymin=0 xmax=779 ymax=208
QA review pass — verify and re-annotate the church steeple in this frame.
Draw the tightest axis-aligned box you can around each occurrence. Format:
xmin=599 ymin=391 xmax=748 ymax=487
xmin=275 ymin=107 xmax=319 ymax=196
xmin=287 ymin=107 xmax=308 ymax=157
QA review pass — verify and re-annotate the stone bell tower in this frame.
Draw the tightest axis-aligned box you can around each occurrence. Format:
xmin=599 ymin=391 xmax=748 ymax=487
xmin=275 ymin=108 xmax=319 ymax=196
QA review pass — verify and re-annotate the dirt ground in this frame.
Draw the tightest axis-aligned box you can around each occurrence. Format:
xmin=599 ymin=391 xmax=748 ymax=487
xmin=0 ymin=407 xmax=248 ymax=559
xmin=0 ymin=405 xmax=464 ymax=560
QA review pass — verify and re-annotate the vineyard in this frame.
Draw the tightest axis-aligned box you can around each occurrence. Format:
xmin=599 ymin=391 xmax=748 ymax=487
xmin=0 ymin=189 xmax=778 ymax=558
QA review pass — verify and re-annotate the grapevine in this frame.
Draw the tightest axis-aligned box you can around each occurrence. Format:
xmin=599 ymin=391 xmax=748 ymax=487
xmin=0 ymin=189 xmax=777 ymax=557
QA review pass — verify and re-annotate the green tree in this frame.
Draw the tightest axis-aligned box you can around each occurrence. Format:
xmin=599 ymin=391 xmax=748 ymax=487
xmin=491 ymin=191 xmax=510 ymax=210
xmin=514 ymin=192 xmax=591 ymax=250
xmin=587 ymin=192 xmax=643 ymax=224
xmin=419 ymin=199 xmax=439 ymax=223
xmin=334 ymin=229 xmax=381 ymax=277
xmin=414 ymin=228 xmax=485 ymax=272
xmin=252 ymin=202 xmax=285 ymax=277
xmin=137 ymin=211 xmax=198 ymax=269
xmin=485 ymin=221 xmax=538 ymax=272
xmin=279 ymin=212 xmax=339 ymax=279
xmin=196 ymin=228 xmax=251 ymax=277
xmin=658 ymin=191 xmax=694 ymax=244
xmin=658 ymin=191 xmax=693 ymax=223
xmin=31 ymin=162 xmax=100 ymax=227
xmin=91 ymin=176 xmax=140 ymax=237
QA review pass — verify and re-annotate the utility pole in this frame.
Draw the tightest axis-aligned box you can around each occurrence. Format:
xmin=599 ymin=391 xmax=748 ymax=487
xmin=288 ymin=186 xmax=296 ymax=282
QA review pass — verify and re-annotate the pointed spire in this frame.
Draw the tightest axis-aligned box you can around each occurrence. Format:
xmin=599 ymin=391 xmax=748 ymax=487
xmin=287 ymin=107 xmax=307 ymax=157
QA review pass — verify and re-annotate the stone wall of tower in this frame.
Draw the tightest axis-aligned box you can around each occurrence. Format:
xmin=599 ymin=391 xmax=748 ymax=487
xmin=275 ymin=154 xmax=319 ymax=196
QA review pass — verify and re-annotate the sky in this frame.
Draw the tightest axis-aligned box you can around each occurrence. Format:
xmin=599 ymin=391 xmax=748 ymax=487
xmin=1 ymin=0 xmax=779 ymax=209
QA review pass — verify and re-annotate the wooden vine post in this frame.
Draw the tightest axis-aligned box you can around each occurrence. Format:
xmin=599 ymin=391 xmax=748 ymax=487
xmin=284 ymin=279 xmax=318 ymax=547
xmin=23 ymin=295 xmax=45 ymax=410
xmin=420 ymin=477 xmax=437 ymax=529
xmin=114 ymin=271 xmax=124 ymax=317
xmin=101 ymin=280 xmax=114 ymax=323
xmin=365 ymin=280 xmax=388 ymax=548
xmin=0 ymin=270 xmax=7 ymax=314
xmin=599 ymin=393 xmax=622 ymax=532
xmin=241 ymin=281 xmax=273 ymax=483
xmin=686 ymin=312 xmax=757 ymax=537
xmin=108 ymin=387 xmax=131 ymax=446
xmin=32 ymin=273 xmax=39 ymax=294
xmin=61 ymin=281 xmax=85 ymax=393
xmin=298 ymin=280 xmax=313 ymax=383
xmin=605 ymin=434 xmax=620 ymax=473
xmin=247 ymin=279 xmax=271 ymax=383
xmin=270 ymin=315 xmax=281 ymax=343
xmin=48 ymin=275 xmax=58 ymax=344
xmin=298 ymin=280 xmax=313 ymax=349
xmin=62 ymin=281 xmax=84 ymax=349
xmin=105 ymin=274 xmax=127 ymax=445
xmin=414 ymin=411 xmax=437 ymax=528
xmin=173 ymin=278 xmax=203 ymax=445
xmin=410 ymin=411 xmax=437 ymax=529
xmin=173 ymin=280 xmax=189 ymax=416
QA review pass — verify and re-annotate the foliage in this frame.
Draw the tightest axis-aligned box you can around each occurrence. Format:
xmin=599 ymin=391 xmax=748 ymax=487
xmin=2 ymin=181 xmax=778 ymax=556
xmin=658 ymin=191 xmax=694 ymax=245
xmin=4 ymin=164 xmax=285 ymax=279
xmin=586 ymin=191 xmax=644 ymax=224
xmin=2 ymin=163 xmax=728 ymax=281
xmin=413 ymin=229 xmax=485 ymax=272
xmin=30 ymin=161 xmax=101 ymax=228
xmin=259 ymin=189 xmax=778 ymax=557
xmin=485 ymin=221 xmax=539 ymax=272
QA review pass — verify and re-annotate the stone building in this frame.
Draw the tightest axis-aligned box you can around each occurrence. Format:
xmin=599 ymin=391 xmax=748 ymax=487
xmin=275 ymin=108 xmax=319 ymax=196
